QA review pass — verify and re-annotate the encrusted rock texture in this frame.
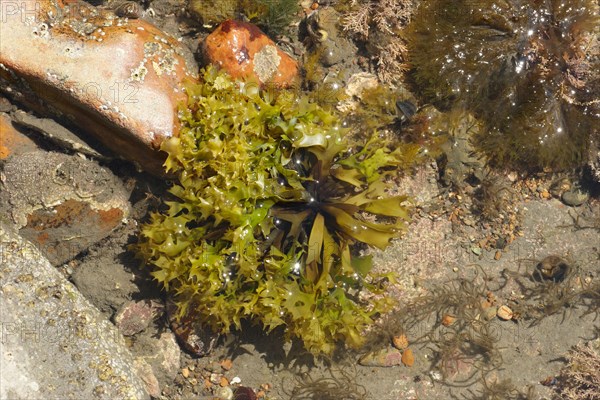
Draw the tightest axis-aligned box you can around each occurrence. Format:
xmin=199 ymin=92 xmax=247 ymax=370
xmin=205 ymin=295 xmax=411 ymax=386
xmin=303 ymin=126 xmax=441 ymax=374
xmin=201 ymin=19 xmax=300 ymax=88
xmin=0 ymin=223 xmax=149 ymax=399
xmin=0 ymin=0 xmax=198 ymax=175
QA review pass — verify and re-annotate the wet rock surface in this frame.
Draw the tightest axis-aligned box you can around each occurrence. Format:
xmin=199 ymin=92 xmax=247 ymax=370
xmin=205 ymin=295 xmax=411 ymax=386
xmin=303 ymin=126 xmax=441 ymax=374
xmin=0 ymin=224 xmax=149 ymax=399
xmin=0 ymin=150 xmax=131 ymax=266
xmin=0 ymin=0 xmax=198 ymax=175
xmin=201 ymin=19 xmax=299 ymax=87
xmin=0 ymin=1 xmax=598 ymax=399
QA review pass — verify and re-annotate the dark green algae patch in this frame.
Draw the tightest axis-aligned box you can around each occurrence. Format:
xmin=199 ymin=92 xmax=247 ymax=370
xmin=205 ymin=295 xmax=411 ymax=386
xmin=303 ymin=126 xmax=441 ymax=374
xmin=136 ymin=67 xmax=421 ymax=355
xmin=407 ymin=0 xmax=599 ymax=171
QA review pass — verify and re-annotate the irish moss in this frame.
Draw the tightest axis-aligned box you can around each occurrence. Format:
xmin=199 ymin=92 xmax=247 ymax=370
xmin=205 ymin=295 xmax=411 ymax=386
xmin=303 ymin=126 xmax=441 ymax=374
xmin=137 ymin=67 xmax=411 ymax=354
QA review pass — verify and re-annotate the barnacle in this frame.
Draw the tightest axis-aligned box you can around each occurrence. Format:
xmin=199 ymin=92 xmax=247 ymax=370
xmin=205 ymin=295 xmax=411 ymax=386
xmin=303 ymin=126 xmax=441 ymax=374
xmin=137 ymin=67 xmax=410 ymax=354
xmin=407 ymin=0 xmax=600 ymax=170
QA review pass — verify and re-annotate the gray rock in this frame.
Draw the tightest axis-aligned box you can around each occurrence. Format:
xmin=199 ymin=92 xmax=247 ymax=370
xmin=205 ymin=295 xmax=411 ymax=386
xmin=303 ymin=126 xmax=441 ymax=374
xmin=0 ymin=150 xmax=131 ymax=266
xmin=0 ymin=224 xmax=149 ymax=399
xmin=562 ymin=189 xmax=589 ymax=207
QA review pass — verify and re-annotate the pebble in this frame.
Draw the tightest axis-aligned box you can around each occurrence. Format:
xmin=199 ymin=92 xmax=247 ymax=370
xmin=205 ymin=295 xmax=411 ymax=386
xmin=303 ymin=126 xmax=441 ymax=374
xmin=392 ymin=334 xmax=409 ymax=350
xmin=358 ymin=348 xmax=403 ymax=367
xmin=114 ymin=300 xmax=158 ymax=336
xmin=561 ymin=189 xmax=589 ymax=207
xmin=401 ymin=348 xmax=415 ymax=367
xmin=220 ymin=359 xmax=233 ymax=371
xmin=201 ymin=19 xmax=299 ymax=87
xmin=167 ymin=299 xmax=219 ymax=357
xmin=497 ymin=305 xmax=514 ymax=320
xmin=441 ymin=314 xmax=456 ymax=326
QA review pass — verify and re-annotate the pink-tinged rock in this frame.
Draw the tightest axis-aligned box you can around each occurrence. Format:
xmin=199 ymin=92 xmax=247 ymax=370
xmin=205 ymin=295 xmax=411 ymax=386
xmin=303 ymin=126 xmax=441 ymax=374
xmin=0 ymin=0 xmax=198 ymax=176
xmin=358 ymin=348 xmax=403 ymax=367
xmin=201 ymin=19 xmax=300 ymax=88
xmin=114 ymin=300 xmax=163 ymax=336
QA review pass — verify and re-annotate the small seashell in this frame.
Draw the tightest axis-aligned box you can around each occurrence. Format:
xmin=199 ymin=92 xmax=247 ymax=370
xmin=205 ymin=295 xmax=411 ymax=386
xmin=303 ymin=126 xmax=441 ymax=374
xmin=215 ymin=386 xmax=234 ymax=400
xmin=358 ymin=348 xmax=403 ymax=367
xmin=401 ymin=348 xmax=415 ymax=367
xmin=392 ymin=334 xmax=409 ymax=350
xmin=497 ymin=305 xmax=513 ymax=320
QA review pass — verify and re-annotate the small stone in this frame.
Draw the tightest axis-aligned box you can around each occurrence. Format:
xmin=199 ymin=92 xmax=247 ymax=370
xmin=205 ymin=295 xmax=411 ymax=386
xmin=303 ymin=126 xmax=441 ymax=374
xmin=561 ymin=189 xmax=589 ymax=207
xmin=358 ymin=348 xmax=403 ymax=367
xmin=497 ymin=305 xmax=513 ymax=320
xmin=114 ymin=300 xmax=156 ymax=336
xmin=441 ymin=314 xmax=456 ymax=326
xmin=392 ymin=334 xmax=409 ymax=350
xmin=210 ymin=373 xmax=222 ymax=385
xmin=181 ymin=367 xmax=190 ymax=378
xmin=201 ymin=20 xmax=299 ymax=87
xmin=494 ymin=250 xmax=502 ymax=261
xmin=230 ymin=376 xmax=242 ymax=385
xmin=471 ymin=246 xmax=482 ymax=256
xmin=219 ymin=376 xmax=229 ymax=387
xmin=220 ymin=358 xmax=233 ymax=371
xmin=401 ymin=348 xmax=415 ymax=367
xmin=549 ymin=177 xmax=572 ymax=197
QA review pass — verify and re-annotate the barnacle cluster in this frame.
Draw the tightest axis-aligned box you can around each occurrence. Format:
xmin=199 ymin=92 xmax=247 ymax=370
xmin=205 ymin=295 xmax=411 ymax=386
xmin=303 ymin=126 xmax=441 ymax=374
xmin=137 ymin=67 xmax=411 ymax=354
xmin=408 ymin=0 xmax=599 ymax=170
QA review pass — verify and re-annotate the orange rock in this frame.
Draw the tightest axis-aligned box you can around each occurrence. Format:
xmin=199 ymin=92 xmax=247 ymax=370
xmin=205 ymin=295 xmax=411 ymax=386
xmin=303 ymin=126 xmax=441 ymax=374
xmin=201 ymin=19 xmax=299 ymax=88
xmin=441 ymin=314 xmax=456 ymax=326
xmin=0 ymin=114 xmax=37 ymax=159
xmin=392 ymin=334 xmax=409 ymax=350
xmin=401 ymin=348 xmax=415 ymax=367
xmin=220 ymin=358 xmax=233 ymax=371
xmin=0 ymin=0 xmax=198 ymax=176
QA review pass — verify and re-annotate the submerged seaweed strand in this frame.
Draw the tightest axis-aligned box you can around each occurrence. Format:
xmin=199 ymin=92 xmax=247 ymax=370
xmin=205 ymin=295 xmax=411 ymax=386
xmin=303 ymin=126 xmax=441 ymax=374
xmin=408 ymin=0 xmax=599 ymax=170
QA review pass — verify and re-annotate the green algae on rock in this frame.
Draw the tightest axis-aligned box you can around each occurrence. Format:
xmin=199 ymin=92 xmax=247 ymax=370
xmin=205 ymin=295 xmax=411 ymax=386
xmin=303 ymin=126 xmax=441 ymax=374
xmin=407 ymin=0 xmax=599 ymax=170
xmin=137 ymin=67 xmax=411 ymax=354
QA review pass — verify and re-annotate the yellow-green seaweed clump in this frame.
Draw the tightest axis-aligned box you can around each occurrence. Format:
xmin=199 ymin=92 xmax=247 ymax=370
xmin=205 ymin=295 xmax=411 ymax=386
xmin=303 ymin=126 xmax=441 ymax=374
xmin=137 ymin=67 xmax=410 ymax=354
